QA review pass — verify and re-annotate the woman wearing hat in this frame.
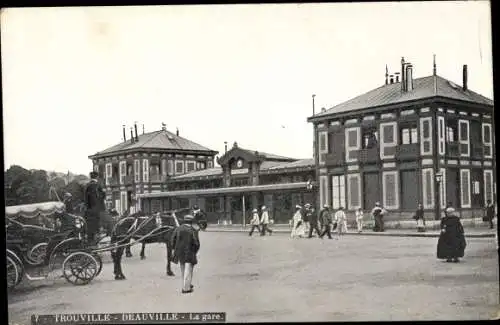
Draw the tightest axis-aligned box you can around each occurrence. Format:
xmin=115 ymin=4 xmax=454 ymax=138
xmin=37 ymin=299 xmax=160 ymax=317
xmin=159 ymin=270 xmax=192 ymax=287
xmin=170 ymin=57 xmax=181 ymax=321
xmin=437 ymin=207 xmax=466 ymax=263
xmin=248 ymin=208 xmax=261 ymax=236
xmin=291 ymin=205 xmax=305 ymax=238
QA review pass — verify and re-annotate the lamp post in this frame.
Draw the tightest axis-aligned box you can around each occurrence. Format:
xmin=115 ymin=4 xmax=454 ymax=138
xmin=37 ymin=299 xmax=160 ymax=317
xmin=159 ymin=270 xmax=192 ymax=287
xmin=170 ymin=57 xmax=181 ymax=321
xmin=435 ymin=172 xmax=443 ymax=220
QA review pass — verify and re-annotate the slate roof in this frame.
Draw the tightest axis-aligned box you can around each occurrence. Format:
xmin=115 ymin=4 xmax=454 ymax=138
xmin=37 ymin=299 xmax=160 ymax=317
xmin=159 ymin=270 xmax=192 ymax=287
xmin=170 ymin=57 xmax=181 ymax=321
xmin=171 ymin=158 xmax=314 ymax=180
xmin=312 ymin=75 xmax=494 ymax=119
xmin=237 ymin=147 xmax=296 ymax=161
xmin=90 ymin=129 xmax=217 ymax=157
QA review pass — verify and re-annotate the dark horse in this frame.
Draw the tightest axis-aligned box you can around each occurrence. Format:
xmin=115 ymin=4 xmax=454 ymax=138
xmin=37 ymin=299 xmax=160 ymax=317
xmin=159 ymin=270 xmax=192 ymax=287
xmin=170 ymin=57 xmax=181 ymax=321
xmin=109 ymin=208 xmax=207 ymax=280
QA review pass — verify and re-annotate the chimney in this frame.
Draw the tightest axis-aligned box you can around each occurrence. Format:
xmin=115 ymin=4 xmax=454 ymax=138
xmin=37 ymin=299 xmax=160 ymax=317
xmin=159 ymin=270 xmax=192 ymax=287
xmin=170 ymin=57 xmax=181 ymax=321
xmin=463 ymin=64 xmax=468 ymax=91
xmin=224 ymin=141 xmax=228 ymax=154
xmin=130 ymin=127 xmax=134 ymax=143
xmin=389 ymin=75 xmax=394 ymax=84
xmin=394 ymin=72 xmax=400 ymax=83
xmin=385 ymin=64 xmax=389 ymax=85
xmin=123 ymin=125 xmax=126 ymax=142
xmin=134 ymin=122 xmax=139 ymax=142
xmin=401 ymin=57 xmax=406 ymax=91
xmin=161 ymin=122 xmax=166 ymax=131
xmin=176 ymin=128 xmax=179 ymax=136
xmin=321 ymin=107 xmax=326 ymax=113
xmin=142 ymin=124 xmax=145 ymax=135
xmin=405 ymin=64 xmax=413 ymax=91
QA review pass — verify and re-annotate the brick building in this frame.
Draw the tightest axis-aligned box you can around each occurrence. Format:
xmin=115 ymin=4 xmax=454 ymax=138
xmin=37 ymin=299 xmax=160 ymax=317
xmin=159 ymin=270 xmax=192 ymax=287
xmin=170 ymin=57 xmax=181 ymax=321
xmin=307 ymin=57 xmax=494 ymax=220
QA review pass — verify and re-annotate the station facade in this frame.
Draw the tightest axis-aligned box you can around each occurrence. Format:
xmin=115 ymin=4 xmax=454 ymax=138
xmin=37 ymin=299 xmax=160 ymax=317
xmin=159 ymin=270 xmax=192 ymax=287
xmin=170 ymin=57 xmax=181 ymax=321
xmin=307 ymin=58 xmax=495 ymax=220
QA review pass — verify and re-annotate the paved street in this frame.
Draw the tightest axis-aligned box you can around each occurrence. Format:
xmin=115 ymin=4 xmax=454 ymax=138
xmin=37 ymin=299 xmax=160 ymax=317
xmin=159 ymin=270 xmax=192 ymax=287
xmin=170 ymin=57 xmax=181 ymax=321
xmin=8 ymin=232 xmax=499 ymax=324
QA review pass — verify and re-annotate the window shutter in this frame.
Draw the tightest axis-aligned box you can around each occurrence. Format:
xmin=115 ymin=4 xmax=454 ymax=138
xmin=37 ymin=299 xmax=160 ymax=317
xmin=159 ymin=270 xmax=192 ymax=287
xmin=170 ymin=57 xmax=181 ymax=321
xmin=331 ymin=176 xmax=339 ymax=209
xmin=143 ymin=159 xmax=149 ymax=183
xmin=345 ymin=127 xmax=360 ymax=162
xmin=460 ymin=169 xmax=471 ymax=208
xmin=458 ymin=120 xmax=470 ymax=157
xmin=383 ymin=171 xmax=399 ymax=209
xmin=134 ymin=160 xmax=140 ymax=182
xmin=318 ymin=131 xmax=328 ymax=164
xmin=119 ymin=161 xmax=126 ymax=184
xmin=440 ymin=168 xmax=446 ymax=209
xmin=438 ymin=116 xmax=445 ymax=155
xmin=168 ymin=160 xmax=174 ymax=175
xmin=105 ymin=163 xmax=112 ymax=186
xmin=482 ymin=123 xmax=492 ymax=158
xmin=319 ymin=175 xmax=328 ymax=207
xmin=347 ymin=174 xmax=361 ymax=210
xmin=484 ymin=170 xmax=494 ymax=205
xmin=420 ymin=117 xmax=432 ymax=155
xmin=161 ymin=159 xmax=167 ymax=175
xmin=379 ymin=122 xmax=397 ymax=159
xmin=422 ymin=168 xmax=434 ymax=209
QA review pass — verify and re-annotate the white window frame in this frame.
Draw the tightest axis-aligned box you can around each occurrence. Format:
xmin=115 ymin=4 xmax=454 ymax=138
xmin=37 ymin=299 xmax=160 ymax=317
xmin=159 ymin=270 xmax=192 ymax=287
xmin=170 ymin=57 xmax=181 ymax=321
xmin=331 ymin=175 xmax=346 ymax=210
xmin=186 ymin=161 xmax=196 ymax=173
xmin=318 ymin=131 xmax=328 ymax=164
xmin=347 ymin=173 xmax=362 ymax=210
xmin=168 ymin=160 xmax=174 ymax=175
xmin=161 ymin=159 xmax=167 ymax=176
xmin=345 ymin=127 xmax=361 ymax=162
xmin=460 ymin=169 xmax=471 ymax=208
xmin=482 ymin=123 xmax=493 ymax=159
xmin=142 ymin=159 xmax=149 ymax=183
xmin=119 ymin=161 xmax=126 ymax=185
xmin=105 ymin=163 xmax=112 ymax=186
xmin=458 ymin=120 xmax=470 ymax=157
xmin=120 ymin=191 xmax=128 ymax=215
xmin=438 ymin=116 xmax=445 ymax=155
xmin=420 ymin=117 xmax=433 ymax=155
xmin=422 ymin=168 xmax=435 ymax=209
xmin=382 ymin=171 xmax=399 ymax=210
xmin=319 ymin=175 xmax=328 ymax=208
xmin=440 ymin=168 xmax=446 ymax=209
xmin=484 ymin=170 xmax=494 ymax=205
xmin=94 ymin=164 xmax=99 ymax=172
xmin=134 ymin=160 xmax=141 ymax=182
xmin=175 ymin=160 xmax=185 ymax=174
xmin=379 ymin=122 xmax=397 ymax=159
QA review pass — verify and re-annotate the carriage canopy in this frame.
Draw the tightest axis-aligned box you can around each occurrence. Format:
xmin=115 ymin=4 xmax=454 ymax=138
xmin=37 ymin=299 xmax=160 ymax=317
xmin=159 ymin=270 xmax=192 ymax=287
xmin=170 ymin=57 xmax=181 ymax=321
xmin=5 ymin=201 xmax=66 ymax=219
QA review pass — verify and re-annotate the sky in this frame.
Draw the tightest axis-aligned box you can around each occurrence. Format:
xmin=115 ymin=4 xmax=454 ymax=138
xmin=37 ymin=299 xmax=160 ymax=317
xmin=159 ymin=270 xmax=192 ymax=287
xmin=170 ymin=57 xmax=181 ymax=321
xmin=1 ymin=2 xmax=494 ymax=175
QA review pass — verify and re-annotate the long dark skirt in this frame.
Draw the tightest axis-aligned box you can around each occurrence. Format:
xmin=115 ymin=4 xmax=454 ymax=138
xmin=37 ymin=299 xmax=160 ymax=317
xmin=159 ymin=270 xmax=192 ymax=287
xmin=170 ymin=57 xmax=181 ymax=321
xmin=437 ymin=216 xmax=466 ymax=259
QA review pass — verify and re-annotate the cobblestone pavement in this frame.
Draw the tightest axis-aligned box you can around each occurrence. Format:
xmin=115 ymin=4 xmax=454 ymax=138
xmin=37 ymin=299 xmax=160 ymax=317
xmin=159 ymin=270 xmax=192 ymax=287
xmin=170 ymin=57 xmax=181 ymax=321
xmin=7 ymin=232 xmax=499 ymax=324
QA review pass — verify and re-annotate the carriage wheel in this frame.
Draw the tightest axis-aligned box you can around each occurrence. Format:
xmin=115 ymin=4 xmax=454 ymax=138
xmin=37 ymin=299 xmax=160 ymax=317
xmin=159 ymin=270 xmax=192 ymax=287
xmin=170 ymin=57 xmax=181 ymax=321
xmin=7 ymin=256 xmax=20 ymax=289
xmin=92 ymin=253 xmax=103 ymax=277
xmin=62 ymin=252 xmax=98 ymax=285
xmin=27 ymin=243 xmax=48 ymax=266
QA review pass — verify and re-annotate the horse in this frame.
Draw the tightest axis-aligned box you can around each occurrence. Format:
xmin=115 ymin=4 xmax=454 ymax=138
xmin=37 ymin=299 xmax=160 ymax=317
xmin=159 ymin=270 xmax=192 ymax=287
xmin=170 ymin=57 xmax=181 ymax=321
xmin=108 ymin=208 xmax=208 ymax=280
xmin=124 ymin=208 xmax=207 ymax=260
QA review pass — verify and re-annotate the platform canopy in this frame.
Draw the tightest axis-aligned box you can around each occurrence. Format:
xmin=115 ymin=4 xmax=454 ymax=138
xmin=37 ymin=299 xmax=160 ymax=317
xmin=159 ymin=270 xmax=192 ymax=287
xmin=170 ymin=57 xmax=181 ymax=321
xmin=5 ymin=201 xmax=66 ymax=219
xmin=137 ymin=182 xmax=312 ymax=199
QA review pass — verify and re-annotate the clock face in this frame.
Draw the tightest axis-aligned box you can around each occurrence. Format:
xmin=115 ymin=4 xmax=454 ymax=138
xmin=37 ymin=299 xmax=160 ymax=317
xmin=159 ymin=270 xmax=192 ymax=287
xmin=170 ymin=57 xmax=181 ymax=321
xmin=236 ymin=159 xmax=243 ymax=168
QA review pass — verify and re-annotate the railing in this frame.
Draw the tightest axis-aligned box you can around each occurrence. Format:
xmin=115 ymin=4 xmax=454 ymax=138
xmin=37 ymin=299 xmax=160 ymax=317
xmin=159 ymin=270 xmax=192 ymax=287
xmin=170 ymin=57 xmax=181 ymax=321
xmin=357 ymin=147 xmax=380 ymax=164
xmin=106 ymin=177 xmax=119 ymax=186
xmin=325 ymin=152 xmax=344 ymax=167
xmin=446 ymin=142 xmax=460 ymax=157
xmin=395 ymin=143 xmax=419 ymax=161
xmin=150 ymin=174 xmax=168 ymax=183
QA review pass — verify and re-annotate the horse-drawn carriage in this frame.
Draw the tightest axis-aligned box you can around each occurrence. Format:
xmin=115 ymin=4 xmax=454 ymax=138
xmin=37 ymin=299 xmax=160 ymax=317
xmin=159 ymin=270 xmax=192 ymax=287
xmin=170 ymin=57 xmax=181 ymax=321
xmin=6 ymin=201 xmax=208 ymax=289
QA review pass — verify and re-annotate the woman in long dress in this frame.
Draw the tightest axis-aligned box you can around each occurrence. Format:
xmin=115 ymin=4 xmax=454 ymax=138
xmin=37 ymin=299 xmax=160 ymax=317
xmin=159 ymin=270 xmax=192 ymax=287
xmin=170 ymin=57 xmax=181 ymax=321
xmin=291 ymin=205 xmax=305 ymax=238
xmin=437 ymin=207 xmax=466 ymax=263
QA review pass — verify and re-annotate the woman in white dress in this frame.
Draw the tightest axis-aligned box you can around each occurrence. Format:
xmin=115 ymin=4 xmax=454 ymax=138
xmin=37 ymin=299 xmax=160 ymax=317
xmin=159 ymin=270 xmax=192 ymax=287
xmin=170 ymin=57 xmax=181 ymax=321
xmin=291 ymin=205 xmax=305 ymax=238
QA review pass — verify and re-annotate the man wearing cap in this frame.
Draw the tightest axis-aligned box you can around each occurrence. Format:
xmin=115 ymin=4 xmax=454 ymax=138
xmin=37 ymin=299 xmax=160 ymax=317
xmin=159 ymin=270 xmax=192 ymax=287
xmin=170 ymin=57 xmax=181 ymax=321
xmin=260 ymin=205 xmax=273 ymax=236
xmin=307 ymin=205 xmax=321 ymax=238
xmin=319 ymin=204 xmax=333 ymax=239
xmin=84 ymin=171 xmax=106 ymax=245
xmin=248 ymin=208 xmax=261 ymax=236
xmin=172 ymin=214 xmax=200 ymax=294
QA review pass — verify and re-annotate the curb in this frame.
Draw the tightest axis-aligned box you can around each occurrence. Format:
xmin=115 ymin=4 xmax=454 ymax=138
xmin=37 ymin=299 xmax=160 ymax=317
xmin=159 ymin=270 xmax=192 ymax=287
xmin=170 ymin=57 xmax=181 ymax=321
xmin=204 ymin=229 xmax=495 ymax=238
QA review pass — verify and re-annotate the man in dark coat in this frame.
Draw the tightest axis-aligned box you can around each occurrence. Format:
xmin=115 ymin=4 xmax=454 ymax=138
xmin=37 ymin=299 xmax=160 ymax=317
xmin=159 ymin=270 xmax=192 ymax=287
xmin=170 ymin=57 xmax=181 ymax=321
xmin=84 ymin=171 xmax=105 ymax=245
xmin=319 ymin=204 xmax=333 ymax=239
xmin=437 ymin=207 xmax=466 ymax=263
xmin=307 ymin=206 xmax=321 ymax=238
xmin=485 ymin=200 xmax=495 ymax=229
xmin=172 ymin=214 xmax=200 ymax=294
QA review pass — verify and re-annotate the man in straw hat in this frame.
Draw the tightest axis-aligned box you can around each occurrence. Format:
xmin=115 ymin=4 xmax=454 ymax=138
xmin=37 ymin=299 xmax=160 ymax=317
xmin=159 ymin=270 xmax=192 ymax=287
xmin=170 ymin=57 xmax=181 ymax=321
xmin=248 ymin=208 xmax=261 ymax=236
xmin=172 ymin=214 xmax=201 ymax=294
xmin=437 ymin=206 xmax=466 ymax=263
xmin=260 ymin=205 xmax=273 ymax=236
